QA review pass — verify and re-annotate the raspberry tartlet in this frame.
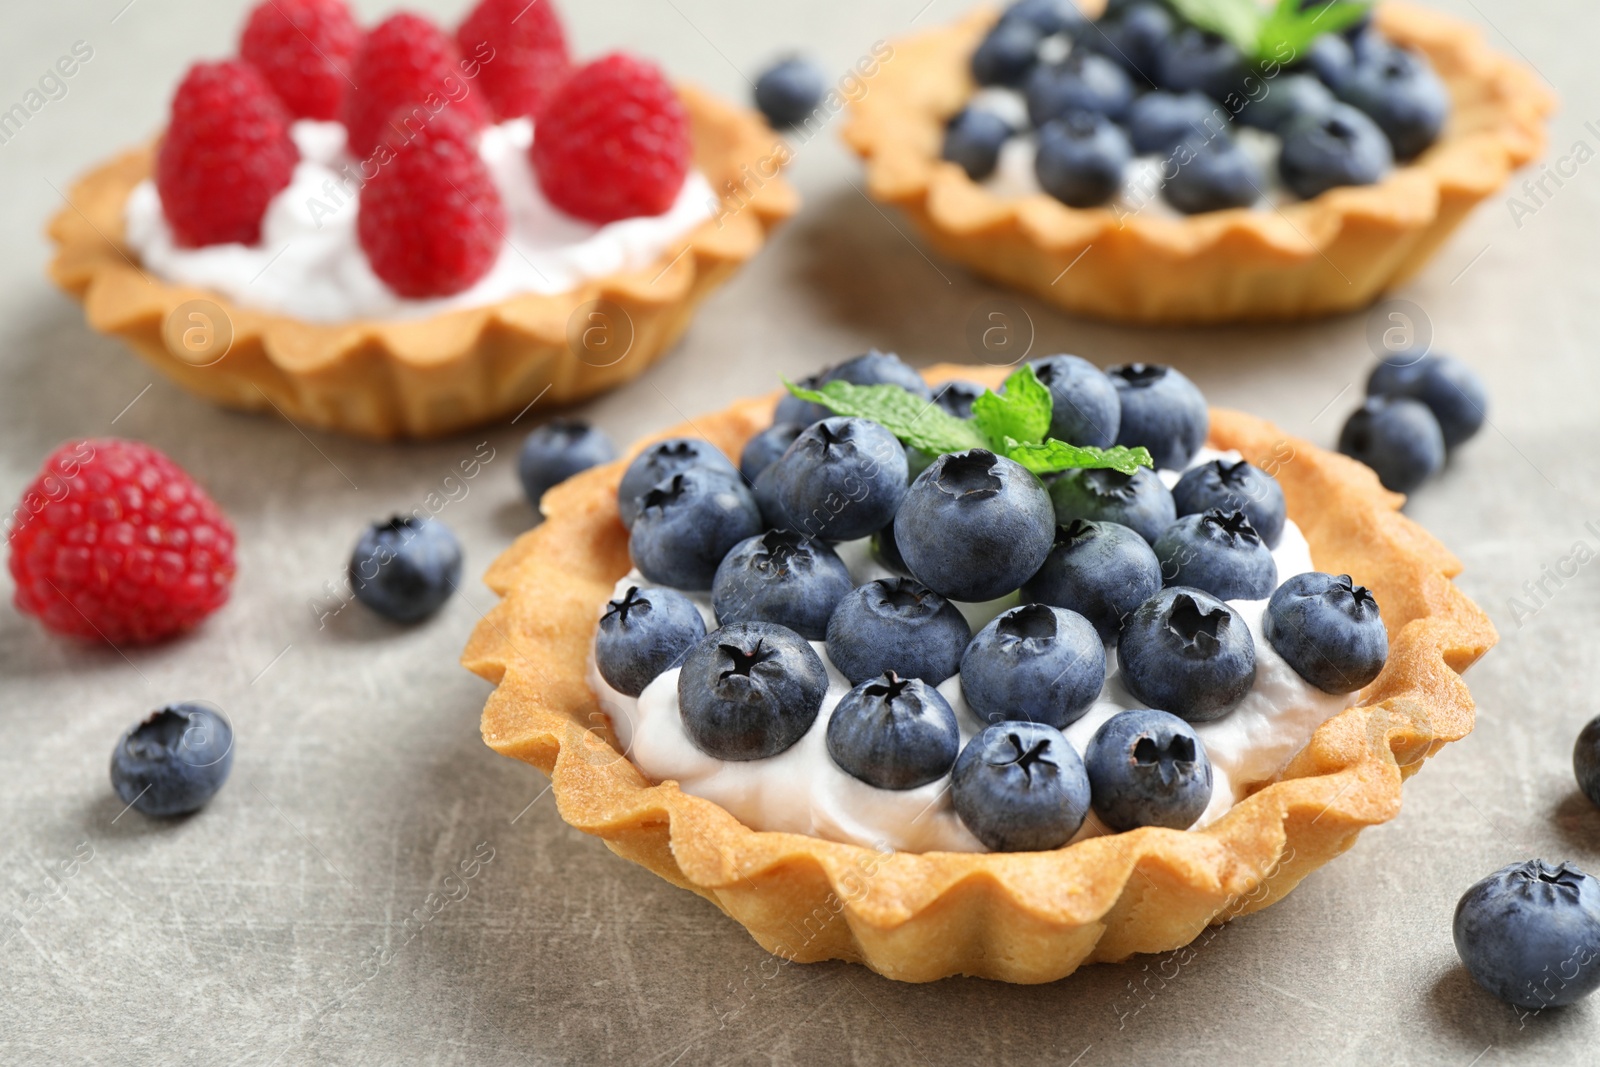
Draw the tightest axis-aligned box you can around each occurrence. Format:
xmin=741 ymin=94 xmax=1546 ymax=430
xmin=842 ymin=1 xmax=1553 ymax=324
xmin=465 ymin=357 xmax=1494 ymax=983
xmin=48 ymin=0 xmax=795 ymax=439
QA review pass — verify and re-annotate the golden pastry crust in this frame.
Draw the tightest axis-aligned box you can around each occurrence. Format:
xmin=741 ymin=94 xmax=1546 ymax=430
xmin=841 ymin=3 xmax=1555 ymax=324
xmin=46 ymin=86 xmax=796 ymax=440
xmin=462 ymin=362 xmax=1496 ymax=983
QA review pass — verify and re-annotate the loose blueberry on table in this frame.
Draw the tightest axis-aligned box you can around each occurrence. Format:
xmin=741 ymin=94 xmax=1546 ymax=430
xmin=1337 ymin=348 xmax=1487 ymax=494
xmin=110 ymin=703 xmax=235 ymax=817
xmin=518 ymin=419 xmax=617 ymax=507
xmin=349 ymin=516 xmax=463 ymax=623
xmin=1454 ymin=860 xmax=1600 ymax=1009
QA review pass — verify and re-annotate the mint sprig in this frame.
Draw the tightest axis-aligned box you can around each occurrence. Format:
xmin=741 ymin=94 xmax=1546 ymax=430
xmin=784 ymin=365 xmax=1152 ymax=477
xmin=1166 ymin=0 xmax=1371 ymax=65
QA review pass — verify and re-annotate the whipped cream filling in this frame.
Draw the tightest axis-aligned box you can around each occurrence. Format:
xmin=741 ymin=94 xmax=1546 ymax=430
xmin=124 ymin=118 xmax=717 ymax=323
xmin=589 ymin=449 xmax=1357 ymax=854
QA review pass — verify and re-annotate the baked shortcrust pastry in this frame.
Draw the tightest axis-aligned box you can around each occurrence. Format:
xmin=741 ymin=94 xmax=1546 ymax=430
xmin=841 ymin=2 xmax=1553 ymax=324
xmin=463 ymin=362 xmax=1495 ymax=983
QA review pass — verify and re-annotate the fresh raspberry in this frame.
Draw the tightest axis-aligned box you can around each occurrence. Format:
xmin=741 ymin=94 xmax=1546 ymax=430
xmin=7 ymin=440 xmax=237 ymax=646
xmin=455 ymin=0 xmax=571 ymax=120
xmin=239 ymin=0 xmax=364 ymax=120
xmin=341 ymin=11 xmax=488 ymax=159
xmin=531 ymin=53 xmax=691 ymax=224
xmin=156 ymin=60 xmax=299 ymax=247
xmin=358 ymin=107 xmax=505 ymax=298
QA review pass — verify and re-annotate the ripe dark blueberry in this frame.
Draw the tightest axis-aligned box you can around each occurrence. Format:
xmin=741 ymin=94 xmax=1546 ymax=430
xmin=753 ymin=56 xmax=826 ymax=129
xmin=825 ymin=577 xmax=971 ymax=686
xmin=1366 ymin=352 xmax=1487 ymax=449
xmin=1119 ymin=587 xmax=1257 ymax=722
xmin=1153 ymin=509 xmax=1278 ymax=601
xmin=1454 ymin=860 xmax=1600 ymax=1009
xmin=1026 ymin=52 xmax=1136 ymax=125
xmin=595 ymin=585 xmax=707 ymax=696
xmin=1299 ymin=0 xmax=1373 ymax=39
xmin=826 ymin=672 xmax=961 ymax=790
xmin=677 ymin=622 xmax=828 ymax=761
xmin=774 ymin=372 xmax=831 ymax=427
xmin=1085 ymin=708 xmax=1212 ymax=832
xmin=110 ymin=703 xmax=234 ymax=817
xmin=871 ymin=515 xmax=910 ymax=575
xmin=1081 ymin=1 xmax=1174 ymax=86
xmin=711 ymin=530 xmax=855 ymax=641
xmin=1125 ymin=90 xmax=1225 ymax=154
xmin=823 ymin=349 xmax=934 ymax=399
xmin=943 ymin=106 xmax=1015 ymax=181
xmin=971 ymin=18 xmax=1044 ymax=88
xmin=629 ymin=468 xmax=763 ymax=590
xmin=1023 ymin=518 xmax=1163 ymax=643
xmin=1304 ymin=30 xmax=1356 ymax=91
xmin=1027 ymin=354 xmax=1121 ymax=448
xmin=1172 ymin=459 xmax=1286 ymax=549
xmin=740 ymin=421 xmax=804 ymax=480
xmin=932 ymin=379 xmax=986 ymax=419
xmin=1155 ymin=26 xmax=1247 ymax=102
xmin=1048 ymin=466 xmax=1176 ymax=545
xmin=349 ymin=516 xmax=462 ymax=623
xmin=752 ymin=463 xmax=794 ymax=530
xmin=1001 ymin=0 xmax=1089 ymax=37
xmin=1277 ymin=102 xmax=1393 ymax=200
xmin=772 ymin=417 xmax=908 ymax=542
xmin=952 ymin=721 xmax=1092 ymax=851
xmin=1264 ymin=572 xmax=1388 ymax=694
xmin=1235 ymin=73 xmax=1335 ymax=133
xmin=1162 ymin=134 xmax=1262 ymax=214
xmin=1034 ymin=110 xmax=1132 ymax=208
xmin=617 ymin=438 xmax=740 ymax=529
xmin=1336 ymin=46 xmax=1448 ymax=161
xmin=960 ymin=604 xmax=1107 ymax=729
xmin=895 ymin=449 xmax=1056 ymax=602
xmin=1108 ymin=363 xmax=1209 ymax=471
xmin=1574 ymin=716 xmax=1600 ymax=810
xmin=518 ymin=420 xmax=616 ymax=507
xmin=1338 ymin=395 xmax=1445 ymax=494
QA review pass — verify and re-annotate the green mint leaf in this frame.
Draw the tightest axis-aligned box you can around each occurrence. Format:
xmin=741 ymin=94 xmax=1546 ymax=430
xmin=784 ymin=379 xmax=986 ymax=456
xmin=1165 ymin=0 xmax=1263 ymax=58
xmin=970 ymin=364 xmax=1052 ymax=450
xmin=1257 ymin=0 xmax=1371 ymax=63
xmin=1002 ymin=437 xmax=1153 ymax=477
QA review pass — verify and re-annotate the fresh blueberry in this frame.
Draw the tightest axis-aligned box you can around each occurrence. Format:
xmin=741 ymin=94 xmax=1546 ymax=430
xmin=1336 ymin=46 xmax=1448 ymax=161
xmin=712 ymin=530 xmax=855 ymax=641
xmin=110 ymin=703 xmax=234 ymax=817
xmin=1022 ymin=518 xmax=1163 ymax=642
xmin=1124 ymin=90 xmax=1225 ymax=154
xmin=1034 ymin=110 xmax=1132 ymax=207
xmin=1154 ymin=509 xmax=1278 ymax=601
xmin=952 ymin=721 xmax=1092 ymax=851
xmin=753 ymin=56 xmax=826 ymax=129
xmin=1366 ymin=352 xmax=1487 ymax=449
xmin=1155 ymin=26 xmax=1247 ymax=102
xmin=825 ymin=577 xmax=971 ymax=686
xmin=1047 ymin=466 xmax=1176 ymax=545
xmin=1303 ymin=29 xmax=1356 ymax=90
xmin=871 ymin=515 xmax=910 ymax=575
xmin=1084 ymin=708 xmax=1212 ymax=832
xmin=629 ymin=468 xmax=763 ymax=590
xmin=1264 ymin=571 xmax=1388 ymax=693
xmin=740 ymin=422 xmax=804 ymax=480
xmin=1172 ymin=459 xmax=1287 ymax=549
xmin=895 ymin=449 xmax=1057 ymax=602
xmin=1026 ymin=52 xmax=1136 ymax=125
xmin=595 ymin=585 xmax=707 ymax=696
xmin=1108 ymin=363 xmax=1209 ymax=471
xmin=971 ymin=18 xmax=1044 ymax=88
xmin=961 ymin=604 xmax=1107 ymax=729
xmin=1299 ymin=0 xmax=1373 ymax=39
xmin=349 ymin=516 xmax=462 ymax=623
xmin=932 ymin=379 xmax=986 ymax=419
xmin=823 ymin=349 xmax=934 ymax=399
xmin=1235 ymin=72 xmax=1335 ymax=133
xmin=1001 ymin=0 xmax=1089 ymax=37
xmin=826 ymin=672 xmax=961 ymax=790
xmin=1081 ymin=1 xmax=1173 ymax=87
xmin=1027 ymin=354 xmax=1121 ymax=447
xmin=1163 ymin=133 xmax=1262 ymax=214
xmin=518 ymin=420 xmax=616 ymax=507
xmin=1337 ymin=395 xmax=1445 ymax=493
xmin=617 ymin=438 xmax=740 ymax=529
xmin=943 ymin=107 xmax=1015 ymax=180
xmin=677 ymin=622 xmax=827 ymax=760
xmin=1277 ymin=103 xmax=1393 ymax=199
xmin=1574 ymin=715 xmax=1600 ymax=810
xmin=772 ymin=417 xmax=908 ymax=542
xmin=1454 ymin=860 xmax=1600 ymax=1009
xmin=752 ymin=463 xmax=793 ymax=530
xmin=1119 ymin=587 xmax=1257 ymax=722
xmin=774 ymin=372 xmax=831 ymax=427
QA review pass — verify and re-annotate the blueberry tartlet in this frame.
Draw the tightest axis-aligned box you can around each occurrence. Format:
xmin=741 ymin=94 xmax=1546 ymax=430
xmin=464 ymin=358 xmax=1495 ymax=982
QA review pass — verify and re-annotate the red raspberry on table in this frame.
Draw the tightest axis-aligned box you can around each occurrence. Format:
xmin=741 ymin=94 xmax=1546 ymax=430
xmin=532 ymin=53 xmax=691 ymax=224
xmin=239 ymin=0 xmax=364 ymax=120
xmin=7 ymin=440 xmax=237 ymax=646
xmin=455 ymin=0 xmax=571 ymax=120
xmin=358 ymin=108 xmax=505 ymax=298
xmin=156 ymin=60 xmax=299 ymax=248
xmin=341 ymin=11 xmax=488 ymax=159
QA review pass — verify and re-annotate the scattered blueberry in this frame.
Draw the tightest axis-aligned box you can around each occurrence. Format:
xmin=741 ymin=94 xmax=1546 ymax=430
xmin=943 ymin=106 xmax=1014 ymax=180
xmin=1574 ymin=716 xmax=1600 ymax=810
xmin=677 ymin=622 xmax=827 ymax=760
xmin=1022 ymin=518 xmax=1163 ymax=643
xmin=972 ymin=18 xmax=1043 ymax=88
xmin=1337 ymin=395 xmax=1445 ymax=494
xmin=1001 ymin=0 xmax=1089 ymax=37
xmin=349 ymin=516 xmax=462 ymax=623
xmin=629 ymin=468 xmax=763 ymax=590
xmin=826 ymin=672 xmax=961 ymax=790
xmin=517 ymin=420 xmax=616 ymax=507
xmin=1026 ymin=52 xmax=1136 ymax=125
xmin=1048 ymin=466 xmax=1176 ymax=545
xmin=952 ymin=721 xmax=1092 ymax=851
xmin=823 ymin=349 xmax=934 ymax=399
xmin=1264 ymin=572 xmax=1388 ymax=694
xmin=1235 ymin=73 xmax=1334 ymax=133
xmin=617 ymin=438 xmax=740 ymax=529
xmin=595 ymin=585 xmax=707 ymax=696
xmin=753 ymin=57 xmax=826 ymax=129
xmin=772 ymin=417 xmax=908 ymax=542
xmin=740 ymin=422 xmax=804 ymax=480
xmin=1108 ymin=363 xmax=1209 ymax=471
xmin=1085 ymin=708 xmax=1212 ymax=832
xmin=110 ymin=703 xmax=234 ymax=817
xmin=1336 ymin=46 xmax=1448 ymax=161
xmin=895 ymin=449 xmax=1056 ymax=602
xmin=825 ymin=577 xmax=971 ymax=686
xmin=932 ymin=379 xmax=986 ymax=419
xmin=1153 ymin=509 xmax=1278 ymax=601
xmin=1454 ymin=860 xmax=1600 ymax=1009
xmin=1081 ymin=1 xmax=1174 ymax=86
xmin=712 ymin=530 xmax=855 ymax=641
xmin=960 ymin=603 xmax=1106 ymax=729
xmin=1366 ymin=352 xmax=1487 ymax=449
xmin=1028 ymin=354 xmax=1121 ymax=448
xmin=1034 ymin=110 xmax=1132 ymax=208
xmin=1119 ymin=587 xmax=1257 ymax=722
xmin=1172 ymin=458 xmax=1286 ymax=549
xmin=1163 ymin=133 xmax=1262 ymax=214
xmin=1125 ymin=90 xmax=1224 ymax=154
xmin=1277 ymin=103 xmax=1393 ymax=200
xmin=1155 ymin=26 xmax=1247 ymax=102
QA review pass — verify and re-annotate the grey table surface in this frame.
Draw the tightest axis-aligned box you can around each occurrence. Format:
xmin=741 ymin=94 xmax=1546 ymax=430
xmin=3 ymin=0 xmax=1598 ymax=1064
